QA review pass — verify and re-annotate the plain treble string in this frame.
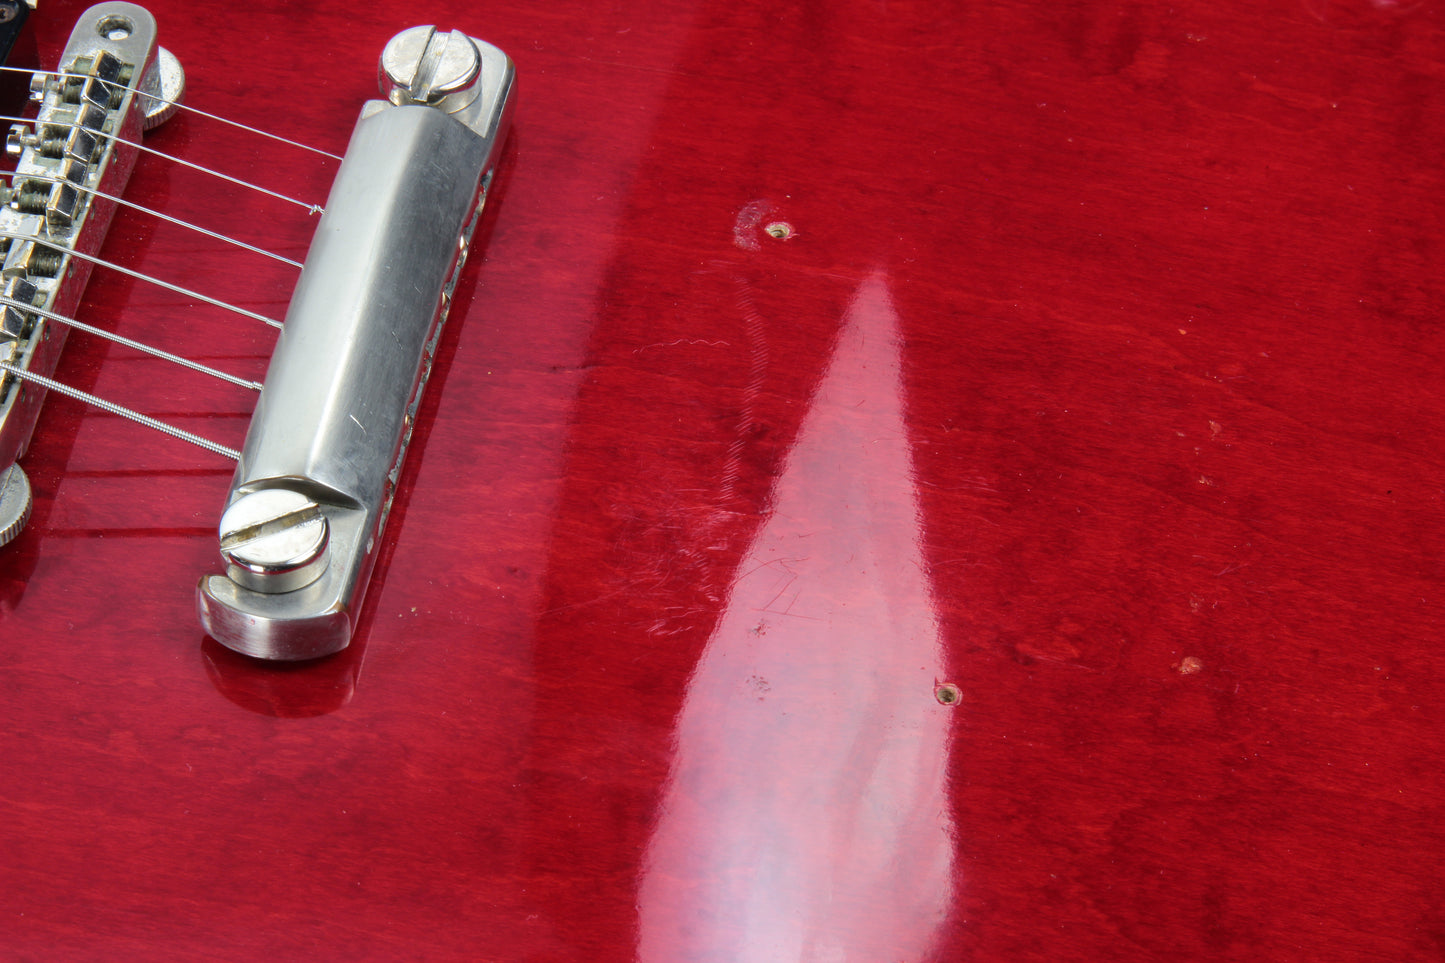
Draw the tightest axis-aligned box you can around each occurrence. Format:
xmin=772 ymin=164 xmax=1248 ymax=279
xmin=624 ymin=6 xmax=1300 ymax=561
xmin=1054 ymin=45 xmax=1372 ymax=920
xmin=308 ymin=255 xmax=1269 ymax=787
xmin=0 ymin=231 xmax=283 ymax=329
xmin=8 ymin=172 xmax=304 ymax=268
xmin=0 ymin=64 xmax=330 ymax=460
xmin=0 ymin=65 xmax=345 ymax=162
xmin=0 ymin=295 xmax=261 ymax=390
xmin=1 ymin=113 xmax=325 ymax=214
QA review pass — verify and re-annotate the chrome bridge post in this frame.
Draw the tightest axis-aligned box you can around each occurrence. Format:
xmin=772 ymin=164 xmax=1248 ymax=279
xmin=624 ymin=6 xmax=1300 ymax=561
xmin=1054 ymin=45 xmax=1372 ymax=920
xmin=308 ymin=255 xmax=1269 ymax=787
xmin=197 ymin=27 xmax=514 ymax=660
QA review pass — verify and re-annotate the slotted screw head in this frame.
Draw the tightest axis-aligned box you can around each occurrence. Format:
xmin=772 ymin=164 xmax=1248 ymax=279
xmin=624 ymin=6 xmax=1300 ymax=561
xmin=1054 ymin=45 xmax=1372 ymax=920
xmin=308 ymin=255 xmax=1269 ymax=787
xmin=379 ymin=26 xmax=481 ymax=107
xmin=219 ymin=488 xmax=329 ymax=594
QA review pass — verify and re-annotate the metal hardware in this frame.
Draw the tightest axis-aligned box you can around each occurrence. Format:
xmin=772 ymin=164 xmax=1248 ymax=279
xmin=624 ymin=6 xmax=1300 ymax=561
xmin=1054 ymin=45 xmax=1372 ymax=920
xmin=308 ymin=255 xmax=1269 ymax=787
xmin=219 ymin=489 xmax=330 ymax=594
xmin=380 ymin=26 xmax=481 ymax=110
xmin=198 ymin=25 xmax=514 ymax=661
xmin=0 ymin=461 xmax=29 ymax=547
xmin=138 ymin=46 xmax=183 ymax=129
xmin=0 ymin=2 xmax=179 ymax=546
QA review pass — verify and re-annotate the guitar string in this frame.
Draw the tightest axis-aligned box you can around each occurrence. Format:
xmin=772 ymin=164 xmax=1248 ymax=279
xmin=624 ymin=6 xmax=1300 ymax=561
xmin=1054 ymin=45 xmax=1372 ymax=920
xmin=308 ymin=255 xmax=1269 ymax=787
xmin=0 ymin=295 xmax=261 ymax=389
xmin=0 ymin=65 xmax=338 ymax=460
xmin=0 ymin=230 xmax=283 ymax=328
xmin=0 ymin=65 xmax=345 ymax=161
xmin=0 ymin=360 xmax=240 ymax=460
xmin=11 ymin=172 xmax=304 ymax=268
xmin=0 ymin=173 xmax=285 ymax=452
xmin=1 ymin=113 xmax=325 ymax=214
xmin=2 ymin=63 xmax=329 ymax=267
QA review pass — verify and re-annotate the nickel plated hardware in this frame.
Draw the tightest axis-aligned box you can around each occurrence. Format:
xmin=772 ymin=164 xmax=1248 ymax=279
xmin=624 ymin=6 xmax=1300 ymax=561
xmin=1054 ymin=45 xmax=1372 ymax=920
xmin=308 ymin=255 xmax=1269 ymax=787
xmin=0 ymin=4 xmax=514 ymax=662
xmin=198 ymin=24 xmax=514 ymax=660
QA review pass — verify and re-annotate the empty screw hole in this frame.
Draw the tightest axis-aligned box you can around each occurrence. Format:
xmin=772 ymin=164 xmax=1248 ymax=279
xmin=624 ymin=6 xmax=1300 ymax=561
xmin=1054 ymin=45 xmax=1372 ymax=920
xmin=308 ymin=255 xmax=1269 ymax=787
xmin=97 ymin=15 xmax=133 ymax=40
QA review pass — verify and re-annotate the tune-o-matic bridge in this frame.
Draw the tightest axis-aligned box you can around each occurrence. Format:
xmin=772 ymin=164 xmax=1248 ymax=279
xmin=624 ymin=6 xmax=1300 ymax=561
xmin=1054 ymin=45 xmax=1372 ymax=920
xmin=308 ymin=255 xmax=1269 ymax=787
xmin=1 ymin=4 xmax=514 ymax=662
xmin=0 ymin=3 xmax=181 ymax=546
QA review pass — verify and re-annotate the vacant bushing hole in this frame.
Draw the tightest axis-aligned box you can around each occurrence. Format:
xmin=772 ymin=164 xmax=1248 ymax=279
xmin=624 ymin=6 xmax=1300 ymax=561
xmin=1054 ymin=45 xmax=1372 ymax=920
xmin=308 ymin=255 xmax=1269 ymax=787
xmin=97 ymin=15 xmax=133 ymax=40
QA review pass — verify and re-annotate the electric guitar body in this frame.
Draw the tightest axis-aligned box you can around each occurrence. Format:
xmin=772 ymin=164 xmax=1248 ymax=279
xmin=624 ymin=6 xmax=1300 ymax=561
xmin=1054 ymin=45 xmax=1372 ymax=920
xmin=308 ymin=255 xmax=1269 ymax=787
xmin=5 ymin=0 xmax=1445 ymax=958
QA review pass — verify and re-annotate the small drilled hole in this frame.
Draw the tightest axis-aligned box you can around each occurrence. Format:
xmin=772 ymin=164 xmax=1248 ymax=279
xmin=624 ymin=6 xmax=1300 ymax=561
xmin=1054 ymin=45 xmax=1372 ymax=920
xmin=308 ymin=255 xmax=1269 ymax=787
xmin=1174 ymin=656 xmax=1204 ymax=675
xmin=934 ymin=683 xmax=961 ymax=706
xmin=97 ymin=15 xmax=134 ymax=40
xmin=764 ymin=221 xmax=793 ymax=240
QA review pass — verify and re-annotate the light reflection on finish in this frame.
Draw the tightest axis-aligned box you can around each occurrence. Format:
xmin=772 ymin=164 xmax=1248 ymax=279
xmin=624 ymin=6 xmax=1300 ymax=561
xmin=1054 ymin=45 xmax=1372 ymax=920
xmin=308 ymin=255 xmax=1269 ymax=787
xmin=639 ymin=273 xmax=956 ymax=960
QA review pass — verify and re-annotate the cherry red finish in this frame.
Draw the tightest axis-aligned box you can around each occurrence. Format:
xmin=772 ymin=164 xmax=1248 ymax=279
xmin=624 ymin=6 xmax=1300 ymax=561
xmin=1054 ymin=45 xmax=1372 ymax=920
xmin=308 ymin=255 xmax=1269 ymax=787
xmin=4 ymin=0 xmax=1445 ymax=959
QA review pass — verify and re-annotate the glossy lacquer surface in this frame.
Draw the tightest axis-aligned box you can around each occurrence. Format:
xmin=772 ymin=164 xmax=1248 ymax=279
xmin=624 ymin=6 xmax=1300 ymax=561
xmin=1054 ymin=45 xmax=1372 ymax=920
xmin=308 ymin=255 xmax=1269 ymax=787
xmin=3 ymin=0 xmax=1444 ymax=958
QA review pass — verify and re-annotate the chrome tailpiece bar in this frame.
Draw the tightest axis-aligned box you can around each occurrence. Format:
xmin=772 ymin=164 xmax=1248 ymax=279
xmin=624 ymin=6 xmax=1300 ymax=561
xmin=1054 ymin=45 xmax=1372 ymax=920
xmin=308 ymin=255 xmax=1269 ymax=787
xmin=198 ymin=26 xmax=514 ymax=660
xmin=0 ymin=2 xmax=182 ymax=545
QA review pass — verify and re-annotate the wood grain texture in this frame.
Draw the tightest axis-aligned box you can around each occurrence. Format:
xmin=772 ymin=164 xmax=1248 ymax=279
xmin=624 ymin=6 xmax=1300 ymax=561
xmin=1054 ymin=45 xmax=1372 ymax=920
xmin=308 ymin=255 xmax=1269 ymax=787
xmin=3 ymin=0 xmax=1445 ymax=959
